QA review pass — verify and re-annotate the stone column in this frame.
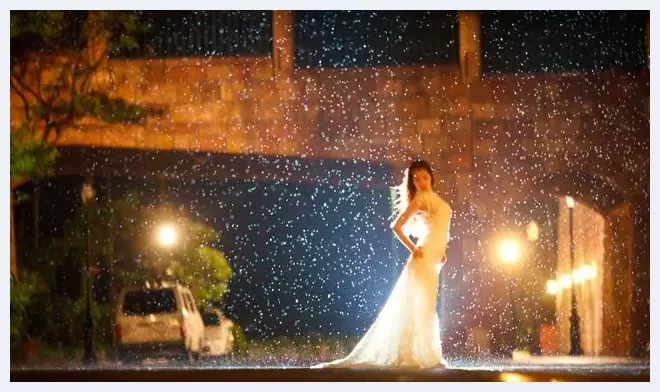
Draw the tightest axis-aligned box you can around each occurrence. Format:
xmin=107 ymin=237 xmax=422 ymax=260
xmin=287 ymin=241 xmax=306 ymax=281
xmin=273 ymin=11 xmax=295 ymax=77
xmin=458 ymin=11 xmax=481 ymax=84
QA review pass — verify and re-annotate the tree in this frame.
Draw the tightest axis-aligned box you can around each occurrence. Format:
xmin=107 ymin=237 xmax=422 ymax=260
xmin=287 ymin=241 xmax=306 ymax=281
xmin=120 ymin=203 xmax=234 ymax=308
xmin=10 ymin=11 xmax=152 ymax=140
xmin=168 ymin=226 xmax=234 ymax=309
xmin=10 ymin=11 xmax=160 ymax=277
xmin=23 ymin=194 xmax=232 ymax=353
xmin=10 ymin=125 xmax=58 ymax=278
xmin=10 ymin=270 xmax=47 ymax=346
xmin=48 ymin=195 xmax=233 ymax=308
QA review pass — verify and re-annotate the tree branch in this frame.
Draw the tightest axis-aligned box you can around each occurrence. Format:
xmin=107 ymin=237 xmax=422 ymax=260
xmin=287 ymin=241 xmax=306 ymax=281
xmin=80 ymin=48 xmax=109 ymax=92
xmin=67 ymin=62 xmax=78 ymax=126
xmin=10 ymin=71 xmax=45 ymax=107
xmin=10 ymin=79 xmax=31 ymax=123
xmin=52 ymin=124 xmax=65 ymax=143
xmin=11 ymin=178 xmax=28 ymax=191
xmin=42 ymin=121 xmax=57 ymax=143
xmin=45 ymin=64 xmax=69 ymax=107
xmin=36 ymin=58 xmax=45 ymax=103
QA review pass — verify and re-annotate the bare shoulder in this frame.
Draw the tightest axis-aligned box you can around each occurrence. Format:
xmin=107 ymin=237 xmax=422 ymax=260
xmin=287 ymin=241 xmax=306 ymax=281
xmin=431 ymin=191 xmax=452 ymax=211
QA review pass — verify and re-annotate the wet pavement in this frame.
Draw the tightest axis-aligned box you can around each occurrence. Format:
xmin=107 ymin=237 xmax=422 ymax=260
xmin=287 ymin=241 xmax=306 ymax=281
xmin=11 ymin=356 xmax=650 ymax=382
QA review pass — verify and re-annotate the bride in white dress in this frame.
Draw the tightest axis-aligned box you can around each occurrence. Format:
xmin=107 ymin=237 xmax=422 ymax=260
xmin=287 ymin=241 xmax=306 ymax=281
xmin=313 ymin=160 xmax=452 ymax=369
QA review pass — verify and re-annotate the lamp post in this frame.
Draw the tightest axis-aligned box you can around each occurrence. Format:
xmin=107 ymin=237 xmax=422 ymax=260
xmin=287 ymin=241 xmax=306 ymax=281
xmin=156 ymin=223 xmax=178 ymax=282
xmin=498 ymin=238 xmax=522 ymax=357
xmin=565 ymin=196 xmax=583 ymax=356
xmin=81 ymin=180 xmax=97 ymax=364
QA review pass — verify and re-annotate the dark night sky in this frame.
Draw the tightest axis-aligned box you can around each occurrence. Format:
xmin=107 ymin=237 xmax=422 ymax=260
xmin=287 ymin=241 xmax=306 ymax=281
xmin=479 ymin=11 xmax=647 ymax=73
xmin=127 ymin=10 xmax=648 ymax=73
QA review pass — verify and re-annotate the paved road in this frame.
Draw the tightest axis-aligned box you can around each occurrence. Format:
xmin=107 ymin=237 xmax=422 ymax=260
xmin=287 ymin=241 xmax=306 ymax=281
xmin=11 ymin=357 xmax=650 ymax=382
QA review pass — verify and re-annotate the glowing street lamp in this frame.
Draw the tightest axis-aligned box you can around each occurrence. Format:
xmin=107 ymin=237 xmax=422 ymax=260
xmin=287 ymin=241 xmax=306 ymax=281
xmin=498 ymin=239 xmax=522 ymax=264
xmin=583 ymin=264 xmax=597 ymax=280
xmin=572 ymin=266 xmax=589 ymax=284
xmin=565 ymin=195 xmax=575 ymax=209
xmin=547 ymin=264 xmax=598 ymax=296
xmin=158 ymin=224 xmax=177 ymax=247
xmin=155 ymin=223 xmax=178 ymax=283
xmin=497 ymin=237 xmax=523 ymax=357
xmin=546 ymin=280 xmax=561 ymax=295
xmin=565 ymin=194 xmax=583 ymax=356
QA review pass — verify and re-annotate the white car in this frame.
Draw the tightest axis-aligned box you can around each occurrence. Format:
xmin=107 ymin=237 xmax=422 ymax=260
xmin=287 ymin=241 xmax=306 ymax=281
xmin=201 ymin=307 xmax=235 ymax=358
xmin=114 ymin=281 xmax=205 ymax=363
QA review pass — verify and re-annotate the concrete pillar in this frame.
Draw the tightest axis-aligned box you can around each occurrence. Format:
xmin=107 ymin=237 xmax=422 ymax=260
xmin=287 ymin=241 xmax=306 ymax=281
xmin=458 ymin=11 xmax=481 ymax=84
xmin=273 ymin=11 xmax=295 ymax=77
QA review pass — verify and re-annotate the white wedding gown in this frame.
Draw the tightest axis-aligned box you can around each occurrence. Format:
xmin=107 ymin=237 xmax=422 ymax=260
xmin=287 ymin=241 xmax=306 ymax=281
xmin=313 ymin=189 xmax=452 ymax=369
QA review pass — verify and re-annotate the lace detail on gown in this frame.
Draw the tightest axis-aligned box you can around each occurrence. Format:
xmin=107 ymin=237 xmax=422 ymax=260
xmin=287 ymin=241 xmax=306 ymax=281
xmin=312 ymin=190 xmax=452 ymax=369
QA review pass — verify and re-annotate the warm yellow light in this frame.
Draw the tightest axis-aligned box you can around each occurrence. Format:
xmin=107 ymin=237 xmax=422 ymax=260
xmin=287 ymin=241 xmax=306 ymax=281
xmin=499 ymin=373 xmax=533 ymax=382
xmin=158 ymin=224 xmax=177 ymax=247
xmin=583 ymin=264 xmax=597 ymax=280
xmin=547 ymin=280 xmax=560 ymax=295
xmin=565 ymin=196 xmax=575 ymax=209
xmin=498 ymin=239 xmax=521 ymax=264
xmin=572 ymin=268 xmax=587 ymax=284
xmin=560 ymin=274 xmax=573 ymax=288
xmin=527 ymin=221 xmax=540 ymax=241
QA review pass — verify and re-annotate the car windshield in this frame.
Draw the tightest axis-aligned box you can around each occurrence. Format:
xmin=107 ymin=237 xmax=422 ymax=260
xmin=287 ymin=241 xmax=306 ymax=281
xmin=122 ymin=288 xmax=177 ymax=315
xmin=202 ymin=312 xmax=221 ymax=326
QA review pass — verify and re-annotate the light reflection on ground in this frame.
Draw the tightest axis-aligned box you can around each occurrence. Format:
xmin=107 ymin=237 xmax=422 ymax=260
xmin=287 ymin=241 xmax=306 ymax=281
xmin=12 ymin=356 xmax=650 ymax=375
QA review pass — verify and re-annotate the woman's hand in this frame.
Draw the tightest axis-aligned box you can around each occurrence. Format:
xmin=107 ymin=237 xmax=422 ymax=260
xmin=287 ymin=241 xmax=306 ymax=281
xmin=391 ymin=199 xmax=420 ymax=254
xmin=412 ymin=246 xmax=425 ymax=260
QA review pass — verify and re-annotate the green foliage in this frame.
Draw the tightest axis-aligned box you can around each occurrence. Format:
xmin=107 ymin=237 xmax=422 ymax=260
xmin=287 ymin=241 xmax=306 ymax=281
xmin=10 ymin=11 xmax=157 ymax=146
xmin=10 ymin=125 xmax=58 ymax=181
xmin=172 ymin=245 xmax=233 ymax=309
xmin=10 ymin=11 xmax=65 ymax=42
xmin=13 ymin=194 xmax=232 ymax=352
xmin=21 ymin=291 xmax=115 ymax=349
xmin=51 ymin=196 xmax=232 ymax=307
xmin=231 ymin=323 xmax=248 ymax=356
xmin=9 ymin=11 xmax=158 ymax=198
xmin=74 ymin=93 xmax=149 ymax=124
xmin=10 ymin=270 xmax=47 ymax=344
xmin=10 ymin=11 xmax=148 ymax=54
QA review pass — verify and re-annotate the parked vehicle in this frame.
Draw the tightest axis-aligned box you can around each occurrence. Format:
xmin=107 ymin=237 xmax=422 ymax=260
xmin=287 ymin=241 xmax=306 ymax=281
xmin=201 ymin=307 xmax=235 ymax=358
xmin=114 ymin=281 xmax=205 ymax=362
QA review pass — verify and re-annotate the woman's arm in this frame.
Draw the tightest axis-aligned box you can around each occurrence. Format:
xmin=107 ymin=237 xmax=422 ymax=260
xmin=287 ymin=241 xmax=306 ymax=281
xmin=390 ymin=201 xmax=418 ymax=253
